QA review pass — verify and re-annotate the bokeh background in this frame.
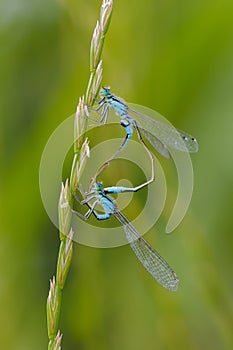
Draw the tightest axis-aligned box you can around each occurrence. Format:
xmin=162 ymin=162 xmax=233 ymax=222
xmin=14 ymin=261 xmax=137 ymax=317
xmin=1 ymin=0 xmax=233 ymax=349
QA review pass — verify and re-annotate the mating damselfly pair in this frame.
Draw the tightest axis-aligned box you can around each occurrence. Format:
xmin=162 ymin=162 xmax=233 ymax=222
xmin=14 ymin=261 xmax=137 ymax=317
xmin=73 ymin=87 xmax=198 ymax=291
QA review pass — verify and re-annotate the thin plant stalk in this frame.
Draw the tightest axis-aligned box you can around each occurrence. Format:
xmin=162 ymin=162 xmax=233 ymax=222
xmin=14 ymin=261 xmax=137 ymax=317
xmin=86 ymin=0 xmax=113 ymax=106
xmin=46 ymin=1 xmax=113 ymax=349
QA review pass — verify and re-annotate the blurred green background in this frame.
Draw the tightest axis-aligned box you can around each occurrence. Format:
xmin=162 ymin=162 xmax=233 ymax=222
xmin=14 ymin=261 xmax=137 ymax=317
xmin=1 ymin=0 xmax=233 ymax=349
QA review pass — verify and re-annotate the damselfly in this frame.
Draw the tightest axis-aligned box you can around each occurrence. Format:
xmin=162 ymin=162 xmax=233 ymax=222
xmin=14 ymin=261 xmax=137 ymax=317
xmin=73 ymin=182 xmax=179 ymax=292
xmin=94 ymin=87 xmax=198 ymax=160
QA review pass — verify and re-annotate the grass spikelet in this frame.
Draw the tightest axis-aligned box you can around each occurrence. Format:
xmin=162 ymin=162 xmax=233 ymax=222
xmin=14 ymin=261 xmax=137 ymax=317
xmin=46 ymin=1 xmax=114 ymax=348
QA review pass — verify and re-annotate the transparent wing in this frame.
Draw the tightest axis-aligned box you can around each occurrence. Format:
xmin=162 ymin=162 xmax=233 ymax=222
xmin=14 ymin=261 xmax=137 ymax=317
xmin=114 ymin=209 xmax=179 ymax=291
xmin=129 ymin=107 xmax=199 ymax=154
xmin=140 ymin=128 xmax=171 ymax=158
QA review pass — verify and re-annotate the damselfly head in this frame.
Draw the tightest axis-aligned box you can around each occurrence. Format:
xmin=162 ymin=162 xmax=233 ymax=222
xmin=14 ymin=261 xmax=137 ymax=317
xmin=100 ymin=86 xmax=111 ymax=98
xmin=94 ymin=182 xmax=103 ymax=192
